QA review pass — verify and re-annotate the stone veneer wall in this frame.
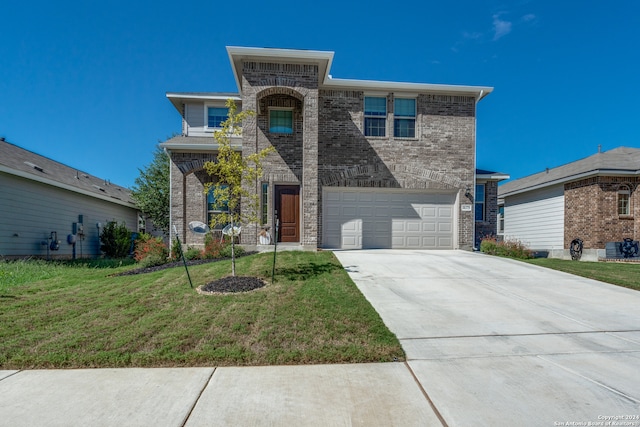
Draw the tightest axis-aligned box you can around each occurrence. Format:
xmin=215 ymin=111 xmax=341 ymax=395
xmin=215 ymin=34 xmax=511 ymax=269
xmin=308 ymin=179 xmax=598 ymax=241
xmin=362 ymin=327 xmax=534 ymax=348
xmin=564 ymin=176 xmax=640 ymax=249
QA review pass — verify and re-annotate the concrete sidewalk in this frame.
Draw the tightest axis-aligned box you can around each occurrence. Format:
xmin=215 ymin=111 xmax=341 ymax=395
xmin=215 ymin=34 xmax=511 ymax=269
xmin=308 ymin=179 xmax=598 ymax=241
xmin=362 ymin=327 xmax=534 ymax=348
xmin=0 ymin=363 xmax=443 ymax=427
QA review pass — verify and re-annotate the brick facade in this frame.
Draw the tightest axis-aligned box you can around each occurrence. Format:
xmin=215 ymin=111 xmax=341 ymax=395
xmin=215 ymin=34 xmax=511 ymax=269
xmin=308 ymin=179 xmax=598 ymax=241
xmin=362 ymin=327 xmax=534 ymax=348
xmin=165 ymin=47 xmax=491 ymax=250
xmin=475 ymin=180 xmax=499 ymax=246
xmin=564 ymin=176 xmax=640 ymax=249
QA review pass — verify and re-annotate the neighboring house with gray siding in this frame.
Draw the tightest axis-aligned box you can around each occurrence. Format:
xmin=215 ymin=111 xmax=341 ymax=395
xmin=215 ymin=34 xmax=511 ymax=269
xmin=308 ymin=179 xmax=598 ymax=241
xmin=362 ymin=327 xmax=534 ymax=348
xmin=499 ymin=147 xmax=640 ymax=260
xmin=0 ymin=139 xmax=142 ymax=259
xmin=163 ymin=46 xmax=501 ymax=251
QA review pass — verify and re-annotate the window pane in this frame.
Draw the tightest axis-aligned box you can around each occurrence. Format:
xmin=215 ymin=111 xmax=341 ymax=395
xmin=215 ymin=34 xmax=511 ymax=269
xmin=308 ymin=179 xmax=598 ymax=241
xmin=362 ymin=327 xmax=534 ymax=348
xmin=475 ymin=184 xmax=485 ymax=221
xmin=394 ymin=118 xmax=415 ymax=138
xmin=475 ymin=203 xmax=484 ymax=221
xmin=208 ymin=107 xmax=228 ymax=128
xmin=618 ymin=193 xmax=630 ymax=215
xmin=364 ymin=97 xmax=386 ymax=116
xmin=207 ymin=185 xmax=229 ymax=212
xmin=395 ymin=99 xmax=415 ymax=117
xmin=365 ymin=117 xmax=386 ymax=137
xmin=269 ymin=110 xmax=293 ymax=134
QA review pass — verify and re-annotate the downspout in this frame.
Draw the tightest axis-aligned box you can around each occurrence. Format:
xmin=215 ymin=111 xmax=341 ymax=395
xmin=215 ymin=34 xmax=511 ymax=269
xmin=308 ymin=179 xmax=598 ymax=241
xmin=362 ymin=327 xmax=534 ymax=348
xmin=165 ymin=146 xmax=173 ymax=250
xmin=472 ymin=90 xmax=484 ymax=250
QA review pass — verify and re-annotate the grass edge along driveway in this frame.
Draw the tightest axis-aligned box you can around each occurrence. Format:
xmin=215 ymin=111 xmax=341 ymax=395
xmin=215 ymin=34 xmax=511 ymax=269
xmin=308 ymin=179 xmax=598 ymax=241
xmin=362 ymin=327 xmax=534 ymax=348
xmin=525 ymin=258 xmax=640 ymax=292
xmin=0 ymin=251 xmax=404 ymax=369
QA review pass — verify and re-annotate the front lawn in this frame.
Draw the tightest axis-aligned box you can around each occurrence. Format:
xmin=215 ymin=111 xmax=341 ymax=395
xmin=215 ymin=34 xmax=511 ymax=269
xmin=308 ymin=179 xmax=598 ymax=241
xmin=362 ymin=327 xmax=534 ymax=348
xmin=525 ymin=258 xmax=640 ymax=291
xmin=0 ymin=251 xmax=404 ymax=369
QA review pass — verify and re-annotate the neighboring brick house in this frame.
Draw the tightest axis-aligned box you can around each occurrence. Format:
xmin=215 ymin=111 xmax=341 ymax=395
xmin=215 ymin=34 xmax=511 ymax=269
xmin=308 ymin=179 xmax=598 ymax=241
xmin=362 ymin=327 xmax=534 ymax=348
xmin=163 ymin=46 xmax=499 ymax=251
xmin=498 ymin=147 xmax=640 ymax=260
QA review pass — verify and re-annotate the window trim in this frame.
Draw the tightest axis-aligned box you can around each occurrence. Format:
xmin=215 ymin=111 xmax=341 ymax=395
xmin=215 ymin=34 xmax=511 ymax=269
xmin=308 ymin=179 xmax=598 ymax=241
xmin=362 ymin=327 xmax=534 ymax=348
xmin=261 ymin=182 xmax=269 ymax=225
xmin=364 ymin=95 xmax=387 ymax=137
xmin=618 ymin=185 xmax=632 ymax=217
xmin=205 ymin=105 xmax=229 ymax=130
xmin=268 ymin=107 xmax=294 ymax=134
xmin=393 ymin=97 xmax=416 ymax=139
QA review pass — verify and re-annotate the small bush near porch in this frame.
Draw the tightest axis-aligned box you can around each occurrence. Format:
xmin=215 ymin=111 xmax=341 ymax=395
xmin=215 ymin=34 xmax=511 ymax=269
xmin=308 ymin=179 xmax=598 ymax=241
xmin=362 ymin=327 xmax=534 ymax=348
xmin=0 ymin=251 xmax=403 ymax=369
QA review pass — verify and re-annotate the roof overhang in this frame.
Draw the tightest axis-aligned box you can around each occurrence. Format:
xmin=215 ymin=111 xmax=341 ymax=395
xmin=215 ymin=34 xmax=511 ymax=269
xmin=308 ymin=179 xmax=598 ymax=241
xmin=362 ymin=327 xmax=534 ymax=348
xmin=500 ymin=168 xmax=640 ymax=198
xmin=0 ymin=165 xmax=137 ymax=209
xmin=476 ymin=172 xmax=510 ymax=181
xmin=227 ymin=46 xmax=334 ymax=92
xmin=166 ymin=93 xmax=241 ymax=115
xmin=325 ymin=78 xmax=493 ymax=100
xmin=159 ymin=137 xmax=242 ymax=153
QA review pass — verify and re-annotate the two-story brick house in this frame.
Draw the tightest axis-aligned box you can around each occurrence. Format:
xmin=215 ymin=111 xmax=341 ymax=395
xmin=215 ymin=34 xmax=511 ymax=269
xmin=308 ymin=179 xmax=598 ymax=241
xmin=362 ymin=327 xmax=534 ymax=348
xmin=163 ymin=46 xmax=499 ymax=251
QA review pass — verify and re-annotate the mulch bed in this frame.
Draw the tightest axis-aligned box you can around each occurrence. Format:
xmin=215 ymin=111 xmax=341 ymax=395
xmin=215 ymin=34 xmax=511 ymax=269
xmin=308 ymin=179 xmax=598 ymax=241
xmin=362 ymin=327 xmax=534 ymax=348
xmin=113 ymin=253 xmax=266 ymax=294
xmin=198 ymin=276 xmax=267 ymax=294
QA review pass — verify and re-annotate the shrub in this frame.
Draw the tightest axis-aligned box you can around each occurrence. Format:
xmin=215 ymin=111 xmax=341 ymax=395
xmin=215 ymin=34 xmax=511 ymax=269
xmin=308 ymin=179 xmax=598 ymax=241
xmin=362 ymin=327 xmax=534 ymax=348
xmin=100 ymin=221 xmax=132 ymax=258
xmin=480 ymin=236 xmax=533 ymax=259
xmin=203 ymin=234 xmax=224 ymax=259
xmin=134 ymin=234 xmax=168 ymax=264
xmin=220 ymin=243 xmax=245 ymax=258
xmin=184 ymin=246 xmax=203 ymax=260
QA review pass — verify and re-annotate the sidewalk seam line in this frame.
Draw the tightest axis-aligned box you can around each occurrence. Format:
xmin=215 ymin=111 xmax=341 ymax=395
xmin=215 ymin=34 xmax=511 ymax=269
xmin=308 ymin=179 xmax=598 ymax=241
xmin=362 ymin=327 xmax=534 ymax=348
xmin=404 ymin=362 xmax=449 ymax=427
xmin=0 ymin=370 xmax=22 ymax=383
xmin=181 ymin=368 xmax=216 ymax=427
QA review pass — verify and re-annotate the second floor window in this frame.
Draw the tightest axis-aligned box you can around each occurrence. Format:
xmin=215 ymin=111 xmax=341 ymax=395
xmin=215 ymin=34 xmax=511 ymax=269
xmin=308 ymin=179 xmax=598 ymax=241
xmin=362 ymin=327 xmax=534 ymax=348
xmin=394 ymin=98 xmax=416 ymax=138
xmin=269 ymin=109 xmax=293 ymax=134
xmin=207 ymin=107 xmax=229 ymax=128
xmin=475 ymin=184 xmax=485 ymax=221
xmin=364 ymin=96 xmax=386 ymax=137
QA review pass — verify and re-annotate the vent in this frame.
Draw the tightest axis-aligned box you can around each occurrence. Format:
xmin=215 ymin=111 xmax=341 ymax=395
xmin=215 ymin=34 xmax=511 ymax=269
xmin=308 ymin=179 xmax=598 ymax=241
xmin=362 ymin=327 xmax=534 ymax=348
xmin=92 ymin=184 xmax=106 ymax=192
xmin=24 ymin=161 xmax=45 ymax=173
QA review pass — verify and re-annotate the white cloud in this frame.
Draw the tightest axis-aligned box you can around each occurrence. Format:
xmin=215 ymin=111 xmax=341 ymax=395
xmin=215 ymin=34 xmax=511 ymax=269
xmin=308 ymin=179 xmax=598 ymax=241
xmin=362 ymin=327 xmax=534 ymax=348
xmin=492 ymin=14 xmax=512 ymax=40
xmin=521 ymin=13 xmax=536 ymax=22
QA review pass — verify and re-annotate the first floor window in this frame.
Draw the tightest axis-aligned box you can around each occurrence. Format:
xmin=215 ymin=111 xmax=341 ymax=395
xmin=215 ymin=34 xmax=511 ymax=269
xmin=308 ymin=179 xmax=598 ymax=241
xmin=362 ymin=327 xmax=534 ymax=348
xmin=207 ymin=184 xmax=229 ymax=224
xmin=207 ymin=107 xmax=228 ymax=128
xmin=475 ymin=184 xmax=485 ymax=221
xmin=618 ymin=186 xmax=631 ymax=216
xmin=394 ymin=98 xmax=416 ymax=138
xmin=269 ymin=109 xmax=293 ymax=134
xmin=497 ymin=206 xmax=504 ymax=234
xmin=364 ymin=96 xmax=386 ymax=137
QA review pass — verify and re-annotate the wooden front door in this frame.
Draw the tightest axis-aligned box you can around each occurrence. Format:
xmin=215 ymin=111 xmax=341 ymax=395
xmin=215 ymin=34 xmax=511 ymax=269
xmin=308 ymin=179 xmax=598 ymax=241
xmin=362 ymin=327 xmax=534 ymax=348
xmin=275 ymin=185 xmax=300 ymax=242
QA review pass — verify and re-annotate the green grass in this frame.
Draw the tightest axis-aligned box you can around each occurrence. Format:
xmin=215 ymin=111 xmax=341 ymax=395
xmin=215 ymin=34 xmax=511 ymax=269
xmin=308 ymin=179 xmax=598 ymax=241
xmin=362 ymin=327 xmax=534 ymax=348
xmin=525 ymin=258 xmax=640 ymax=291
xmin=0 ymin=252 xmax=403 ymax=369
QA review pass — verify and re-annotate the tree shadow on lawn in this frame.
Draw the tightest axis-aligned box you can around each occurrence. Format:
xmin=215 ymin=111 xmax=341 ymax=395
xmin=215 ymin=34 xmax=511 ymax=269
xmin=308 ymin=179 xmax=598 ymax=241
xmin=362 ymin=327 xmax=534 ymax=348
xmin=276 ymin=262 xmax=341 ymax=281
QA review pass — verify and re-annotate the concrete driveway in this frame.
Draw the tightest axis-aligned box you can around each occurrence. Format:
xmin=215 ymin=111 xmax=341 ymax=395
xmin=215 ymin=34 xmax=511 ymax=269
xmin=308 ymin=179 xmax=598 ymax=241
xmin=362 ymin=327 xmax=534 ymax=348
xmin=333 ymin=250 xmax=640 ymax=426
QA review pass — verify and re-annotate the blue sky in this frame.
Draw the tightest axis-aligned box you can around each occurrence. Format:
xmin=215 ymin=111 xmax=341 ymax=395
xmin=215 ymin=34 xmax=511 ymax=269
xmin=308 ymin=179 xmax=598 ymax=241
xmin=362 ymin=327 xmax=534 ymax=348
xmin=2 ymin=1 xmax=639 ymax=188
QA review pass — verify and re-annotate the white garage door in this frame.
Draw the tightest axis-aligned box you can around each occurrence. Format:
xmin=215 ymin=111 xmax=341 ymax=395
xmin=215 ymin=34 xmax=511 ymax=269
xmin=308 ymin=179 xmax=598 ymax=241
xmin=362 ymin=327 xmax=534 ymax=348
xmin=323 ymin=188 xmax=456 ymax=249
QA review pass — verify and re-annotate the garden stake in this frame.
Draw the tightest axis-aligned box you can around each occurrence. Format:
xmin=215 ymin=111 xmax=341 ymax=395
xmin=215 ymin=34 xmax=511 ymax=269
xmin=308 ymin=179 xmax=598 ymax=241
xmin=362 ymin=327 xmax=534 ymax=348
xmin=173 ymin=225 xmax=193 ymax=288
xmin=271 ymin=217 xmax=279 ymax=283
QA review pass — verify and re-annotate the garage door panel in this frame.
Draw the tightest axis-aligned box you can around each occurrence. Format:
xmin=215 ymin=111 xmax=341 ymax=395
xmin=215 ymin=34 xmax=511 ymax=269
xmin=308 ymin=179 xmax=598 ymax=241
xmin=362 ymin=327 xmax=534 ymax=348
xmin=323 ymin=189 xmax=455 ymax=249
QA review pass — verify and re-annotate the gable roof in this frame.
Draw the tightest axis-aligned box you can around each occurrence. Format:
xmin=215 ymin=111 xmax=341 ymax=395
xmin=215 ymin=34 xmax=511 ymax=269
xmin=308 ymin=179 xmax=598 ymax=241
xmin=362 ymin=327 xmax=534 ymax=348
xmin=499 ymin=147 xmax=640 ymax=197
xmin=0 ymin=139 xmax=136 ymax=207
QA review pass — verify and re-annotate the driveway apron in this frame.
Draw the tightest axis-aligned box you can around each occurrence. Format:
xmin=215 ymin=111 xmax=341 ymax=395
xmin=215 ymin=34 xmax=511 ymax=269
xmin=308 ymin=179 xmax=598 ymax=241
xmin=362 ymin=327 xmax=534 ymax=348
xmin=334 ymin=250 xmax=640 ymax=426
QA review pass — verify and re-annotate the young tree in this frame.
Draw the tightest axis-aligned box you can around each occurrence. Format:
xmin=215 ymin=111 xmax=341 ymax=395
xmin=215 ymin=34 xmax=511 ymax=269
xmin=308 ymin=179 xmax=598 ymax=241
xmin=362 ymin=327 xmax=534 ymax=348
xmin=131 ymin=145 xmax=170 ymax=235
xmin=204 ymin=99 xmax=273 ymax=276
